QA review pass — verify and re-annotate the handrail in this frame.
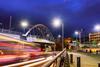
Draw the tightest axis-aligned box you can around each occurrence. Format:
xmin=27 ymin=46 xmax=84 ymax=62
xmin=3 ymin=58 xmax=45 ymax=67
xmin=42 ymin=48 xmax=66 ymax=67
xmin=0 ymin=28 xmax=22 ymax=35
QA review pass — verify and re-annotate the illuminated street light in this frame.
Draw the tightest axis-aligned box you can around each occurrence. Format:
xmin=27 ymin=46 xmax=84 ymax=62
xmin=20 ymin=20 xmax=29 ymax=35
xmin=74 ymin=30 xmax=82 ymax=44
xmin=52 ymin=17 xmax=64 ymax=50
xmin=74 ymin=31 xmax=79 ymax=41
xmin=94 ymin=24 xmax=100 ymax=44
xmin=75 ymin=31 xmax=79 ymax=35
xmin=20 ymin=20 xmax=29 ymax=51
xmin=58 ymin=34 xmax=61 ymax=38
xmin=94 ymin=24 xmax=100 ymax=32
xmin=20 ymin=20 xmax=29 ymax=28
xmin=52 ymin=18 xmax=62 ymax=28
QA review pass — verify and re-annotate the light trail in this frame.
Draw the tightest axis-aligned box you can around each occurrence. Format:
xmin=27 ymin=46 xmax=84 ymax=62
xmin=0 ymin=34 xmax=36 ymax=46
xmin=22 ymin=56 xmax=53 ymax=67
xmin=3 ymin=56 xmax=53 ymax=67
xmin=3 ymin=58 xmax=45 ymax=67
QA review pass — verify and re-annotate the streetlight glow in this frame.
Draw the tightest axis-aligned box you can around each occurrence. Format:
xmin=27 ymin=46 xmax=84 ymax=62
xmin=75 ymin=31 xmax=79 ymax=35
xmin=20 ymin=20 xmax=29 ymax=28
xmin=94 ymin=24 xmax=100 ymax=32
xmin=52 ymin=18 xmax=62 ymax=28
xmin=52 ymin=17 xmax=64 ymax=50
xmin=58 ymin=34 xmax=61 ymax=38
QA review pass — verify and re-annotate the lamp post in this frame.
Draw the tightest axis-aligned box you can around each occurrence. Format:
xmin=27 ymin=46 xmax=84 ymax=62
xmin=75 ymin=30 xmax=82 ymax=44
xmin=94 ymin=24 xmax=100 ymax=32
xmin=9 ymin=16 xmax=12 ymax=32
xmin=75 ymin=31 xmax=79 ymax=41
xmin=0 ymin=23 xmax=3 ymax=32
xmin=52 ymin=18 xmax=64 ymax=50
xmin=58 ymin=34 xmax=61 ymax=38
xmin=94 ymin=24 xmax=100 ymax=43
xmin=20 ymin=20 xmax=29 ymax=34
xmin=20 ymin=20 xmax=29 ymax=51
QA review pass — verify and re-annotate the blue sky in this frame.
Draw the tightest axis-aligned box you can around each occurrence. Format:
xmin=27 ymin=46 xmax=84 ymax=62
xmin=0 ymin=0 xmax=100 ymax=37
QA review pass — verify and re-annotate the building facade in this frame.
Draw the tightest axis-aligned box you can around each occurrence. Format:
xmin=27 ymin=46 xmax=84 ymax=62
xmin=89 ymin=32 xmax=100 ymax=43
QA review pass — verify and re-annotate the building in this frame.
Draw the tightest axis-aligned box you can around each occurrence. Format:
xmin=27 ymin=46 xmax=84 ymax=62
xmin=89 ymin=32 xmax=100 ymax=43
xmin=81 ymin=36 xmax=89 ymax=44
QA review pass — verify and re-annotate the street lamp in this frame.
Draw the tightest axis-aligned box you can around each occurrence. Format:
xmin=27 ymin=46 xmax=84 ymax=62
xmin=75 ymin=31 xmax=79 ymax=35
xmin=20 ymin=20 xmax=29 ymax=34
xmin=74 ymin=30 xmax=82 ymax=43
xmin=94 ymin=24 xmax=100 ymax=32
xmin=58 ymin=34 xmax=61 ymax=38
xmin=52 ymin=17 xmax=64 ymax=50
xmin=75 ymin=31 xmax=79 ymax=41
xmin=52 ymin=18 xmax=62 ymax=28
xmin=20 ymin=20 xmax=29 ymax=51
xmin=94 ymin=24 xmax=100 ymax=43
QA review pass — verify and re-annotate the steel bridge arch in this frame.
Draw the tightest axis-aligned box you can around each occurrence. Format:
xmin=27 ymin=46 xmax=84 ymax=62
xmin=23 ymin=24 xmax=54 ymax=41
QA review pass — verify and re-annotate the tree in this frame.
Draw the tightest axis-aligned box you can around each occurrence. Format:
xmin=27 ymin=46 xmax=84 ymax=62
xmin=92 ymin=40 xmax=97 ymax=46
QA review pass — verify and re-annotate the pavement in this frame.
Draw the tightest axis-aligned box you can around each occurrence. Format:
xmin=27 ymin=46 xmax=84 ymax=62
xmin=68 ymin=52 xmax=100 ymax=67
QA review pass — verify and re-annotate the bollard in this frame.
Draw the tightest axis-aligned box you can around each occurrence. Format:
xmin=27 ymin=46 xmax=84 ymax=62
xmin=90 ymin=50 xmax=92 ymax=53
xmin=98 ymin=63 xmax=100 ymax=67
xmin=70 ymin=54 xmax=73 ymax=64
xmin=77 ymin=57 xmax=81 ymax=67
xmin=96 ymin=50 xmax=98 ymax=54
xmin=86 ymin=50 xmax=87 ymax=53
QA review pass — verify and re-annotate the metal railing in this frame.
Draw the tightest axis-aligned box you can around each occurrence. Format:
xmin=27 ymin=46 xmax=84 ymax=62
xmin=3 ymin=48 xmax=70 ymax=67
xmin=42 ymin=48 xmax=70 ymax=67
xmin=3 ymin=58 xmax=45 ymax=67
xmin=0 ymin=29 xmax=22 ymax=35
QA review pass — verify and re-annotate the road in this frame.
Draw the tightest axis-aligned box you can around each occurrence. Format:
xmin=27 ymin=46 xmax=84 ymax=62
xmin=0 ymin=51 xmax=56 ymax=66
xmin=69 ymin=52 xmax=100 ymax=67
xmin=3 ymin=56 xmax=53 ymax=67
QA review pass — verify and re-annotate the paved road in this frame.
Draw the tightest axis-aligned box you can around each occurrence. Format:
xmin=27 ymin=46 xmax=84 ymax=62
xmin=68 ymin=52 xmax=100 ymax=67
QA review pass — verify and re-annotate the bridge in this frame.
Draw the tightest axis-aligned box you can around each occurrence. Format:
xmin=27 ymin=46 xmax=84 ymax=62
xmin=0 ymin=24 xmax=66 ymax=67
xmin=0 ymin=24 xmax=55 ymax=44
xmin=2 ymin=48 xmax=69 ymax=67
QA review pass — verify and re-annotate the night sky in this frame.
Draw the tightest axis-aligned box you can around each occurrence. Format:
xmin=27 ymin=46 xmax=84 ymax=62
xmin=0 ymin=0 xmax=100 ymax=37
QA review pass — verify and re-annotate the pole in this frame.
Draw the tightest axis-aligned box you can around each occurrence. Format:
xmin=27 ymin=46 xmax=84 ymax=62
xmin=9 ymin=16 xmax=12 ymax=31
xmin=77 ymin=57 xmax=81 ymax=67
xmin=79 ymin=29 xmax=83 ymax=44
xmin=62 ymin=23 xmax=64 ymax=50
xmin=22 ymin=28 xmax=26 ymax=52
xmin=76 ymin=35 xmax=78 ymax=41
xmin=98 ymin=63 xmax=100 ymax=67
xmin=79 ymin=32 xmax=81 ymax=44
xmin=0 ymin=23 xmax=3 ymax=31
xmin=24 ymin=27 xmax=26 ymax=34
xmin=70 ymin=54 xmax=73 ymax=64
xmin=97 ymin=32 xmax=99 ymax=44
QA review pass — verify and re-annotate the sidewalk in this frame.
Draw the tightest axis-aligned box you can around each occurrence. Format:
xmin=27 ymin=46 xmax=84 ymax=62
xmin=68 ymin=52 xmax=100 ymax=67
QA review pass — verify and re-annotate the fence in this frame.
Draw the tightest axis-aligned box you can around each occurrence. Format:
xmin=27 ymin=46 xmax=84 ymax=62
xmin=42 ymin=48 xmax=70 ymax=67
xmin=0 ymin=29 xmax=22 ymax=35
